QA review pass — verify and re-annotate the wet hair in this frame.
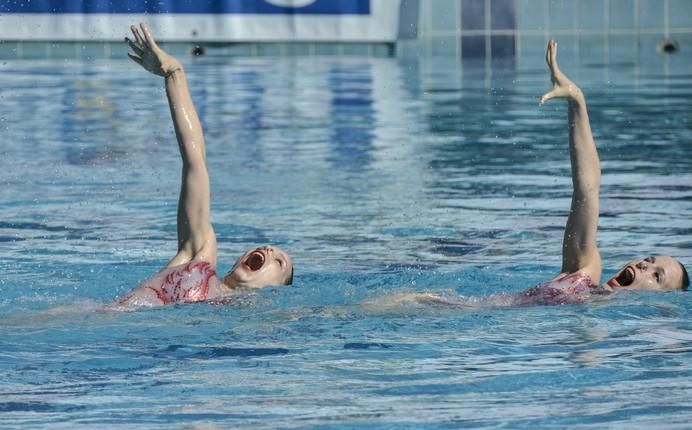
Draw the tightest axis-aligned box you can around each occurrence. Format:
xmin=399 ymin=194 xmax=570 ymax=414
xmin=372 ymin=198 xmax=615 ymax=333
xmin=285 ymin=266 xmax=294 ymax=286
xmin=680 ymin=261 xmax=689 ymax=291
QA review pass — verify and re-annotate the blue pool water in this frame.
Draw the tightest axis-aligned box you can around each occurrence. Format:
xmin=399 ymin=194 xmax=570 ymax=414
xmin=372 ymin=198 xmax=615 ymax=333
xmin=1 ymin=51 xmax=691 ymax=428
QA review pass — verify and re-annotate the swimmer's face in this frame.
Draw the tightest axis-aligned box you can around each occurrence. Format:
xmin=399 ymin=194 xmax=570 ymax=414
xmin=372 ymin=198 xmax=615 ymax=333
xmin=605 ymin=256 xmax=685 ymax=291
xmin=224 ymin=245 xmax=293 ymax=289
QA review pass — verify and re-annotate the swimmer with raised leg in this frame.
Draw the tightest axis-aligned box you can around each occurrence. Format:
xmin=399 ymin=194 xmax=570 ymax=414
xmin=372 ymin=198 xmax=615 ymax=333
xmin=390 ymin=40 xmax=688 ymax=308
xmin=116 ymin=24 xmax=293 ymax=307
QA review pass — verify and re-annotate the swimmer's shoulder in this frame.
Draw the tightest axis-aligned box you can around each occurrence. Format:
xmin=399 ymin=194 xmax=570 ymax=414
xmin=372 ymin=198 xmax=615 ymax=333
xmin=166 ymin=240 xmax=218 ymax=269
xmin=157 ymin=258 xmax=216 ymax=275
xmin=550 ymin=270 xmax=597 ymax=286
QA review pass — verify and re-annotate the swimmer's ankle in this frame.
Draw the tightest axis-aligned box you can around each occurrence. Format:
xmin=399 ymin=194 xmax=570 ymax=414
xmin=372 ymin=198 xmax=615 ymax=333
xmin=164 ymin=67 xmax=183 ymax=78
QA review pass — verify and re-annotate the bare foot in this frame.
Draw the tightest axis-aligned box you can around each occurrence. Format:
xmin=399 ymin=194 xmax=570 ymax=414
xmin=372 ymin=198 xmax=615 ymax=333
xmin=540 ymin=40 xmax=583 ymax=105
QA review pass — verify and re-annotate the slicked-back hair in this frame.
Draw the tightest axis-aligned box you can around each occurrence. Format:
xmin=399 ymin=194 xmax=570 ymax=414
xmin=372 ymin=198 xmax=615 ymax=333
xmin=285 ymin=267 xmax=294 ymax=286
xmin=680 ymin=261 xmax=689 ymax=291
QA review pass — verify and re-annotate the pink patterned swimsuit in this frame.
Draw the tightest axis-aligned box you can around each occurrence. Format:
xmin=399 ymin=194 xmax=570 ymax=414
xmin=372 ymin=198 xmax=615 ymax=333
xmin=517 ymin=272 xmax=599 ymax=306
xmin=118 ymin=261 xmax=217 ymax=306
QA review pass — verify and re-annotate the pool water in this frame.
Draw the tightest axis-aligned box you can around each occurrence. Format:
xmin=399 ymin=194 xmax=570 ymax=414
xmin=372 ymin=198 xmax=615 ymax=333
xmin=1 ymin=51 xmax=691 ymax=428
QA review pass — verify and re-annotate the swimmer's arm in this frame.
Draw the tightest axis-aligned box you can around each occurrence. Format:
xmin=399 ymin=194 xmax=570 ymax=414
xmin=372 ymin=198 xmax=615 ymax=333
xmin=560 ymin=92 xmax=602 ymax=282
xmin=539 ymin=40 xmax=601 ymax=283
xmin=165 ymin=63 xmax=216 ymax=266
xmin=126 ymin=23 xmax=216 ymax=266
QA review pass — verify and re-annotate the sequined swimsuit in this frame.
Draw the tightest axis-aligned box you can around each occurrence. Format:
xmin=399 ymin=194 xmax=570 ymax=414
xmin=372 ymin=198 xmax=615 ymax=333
xmin=517 ymin=272 xmax=599 ymax=306
xmin=119 ymin=261 xmax=216 ymax=306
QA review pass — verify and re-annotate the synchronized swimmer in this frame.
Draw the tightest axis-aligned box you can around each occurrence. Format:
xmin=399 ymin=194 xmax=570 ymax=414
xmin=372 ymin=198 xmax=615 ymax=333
xmin=116 ymin=24 xmax=293 ymax=307
xmin=116 ymin=24 xmax=687 ymax=308
xmin=393 ymin=40 xmax=689 ymax=308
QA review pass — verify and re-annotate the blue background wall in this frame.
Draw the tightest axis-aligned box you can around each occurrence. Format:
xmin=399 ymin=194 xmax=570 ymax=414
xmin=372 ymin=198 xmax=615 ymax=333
xmin=405 ymin=0 xmax=692 ymax=67
xmin=1 ymin=0 xmax=691 ymax=63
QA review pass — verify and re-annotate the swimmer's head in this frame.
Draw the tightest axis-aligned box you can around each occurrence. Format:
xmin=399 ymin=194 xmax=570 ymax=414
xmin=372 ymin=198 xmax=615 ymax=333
xmin=223 ymin=245 xmax=293 ymax=289
xmin=605 ymin=256 xmax=688 ymax=291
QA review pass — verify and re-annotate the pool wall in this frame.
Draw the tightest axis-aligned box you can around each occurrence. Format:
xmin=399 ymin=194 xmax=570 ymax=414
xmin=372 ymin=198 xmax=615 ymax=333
xmin=1 ymin=0 xmax=691 ymax=64
xmin=401 ymin=0 xmax=692 ymax=65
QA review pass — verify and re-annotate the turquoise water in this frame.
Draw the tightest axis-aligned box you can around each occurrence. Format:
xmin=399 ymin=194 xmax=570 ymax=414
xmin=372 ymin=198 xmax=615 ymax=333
xmin=1 ymin=53 xmax=691 ymax=428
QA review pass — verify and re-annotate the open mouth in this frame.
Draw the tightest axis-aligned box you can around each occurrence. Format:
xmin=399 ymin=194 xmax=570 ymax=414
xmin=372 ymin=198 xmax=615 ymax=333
xmin=245 ymin=250 xmax=266 ymax=271
xmin=609 ymin=266 xmax=635 ymax=287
